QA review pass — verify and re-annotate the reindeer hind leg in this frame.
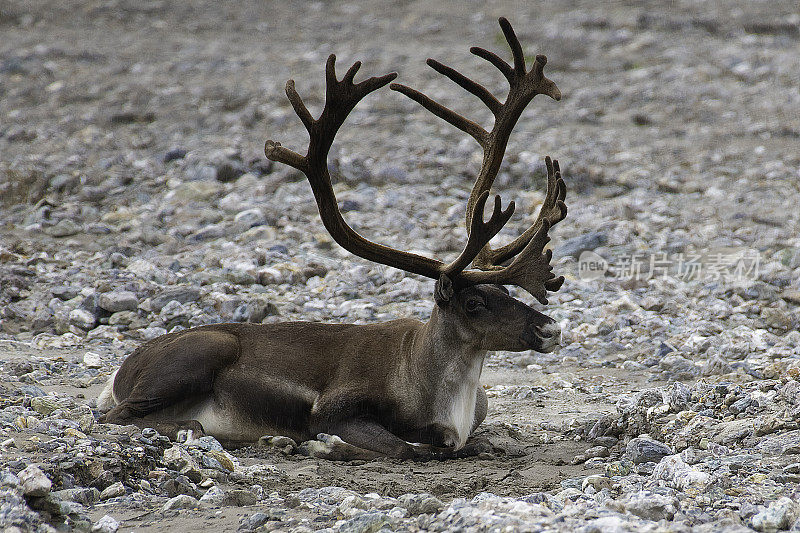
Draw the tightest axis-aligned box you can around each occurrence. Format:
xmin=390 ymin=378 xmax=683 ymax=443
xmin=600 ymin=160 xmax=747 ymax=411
xmin=99 ymin=328 xmax=240 ymax=440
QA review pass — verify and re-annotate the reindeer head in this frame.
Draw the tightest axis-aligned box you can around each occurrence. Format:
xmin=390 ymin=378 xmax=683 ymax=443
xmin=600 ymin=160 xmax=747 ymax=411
xmin=266 ymin=17 xmax=567 ymax=354
xmin=433 ymin=275 xmax=561 ymax=353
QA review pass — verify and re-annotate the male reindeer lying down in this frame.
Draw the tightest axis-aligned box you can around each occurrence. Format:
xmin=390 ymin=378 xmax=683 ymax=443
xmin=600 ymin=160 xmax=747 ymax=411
xmin=98 ymin=18 xmax=568 ymax=460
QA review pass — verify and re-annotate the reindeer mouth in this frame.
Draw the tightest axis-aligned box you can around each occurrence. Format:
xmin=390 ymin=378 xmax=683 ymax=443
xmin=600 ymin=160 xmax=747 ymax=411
xmin=537 ymin=332 xmax=561 ymax=352
xmin=523 ymin=320 xmax=561 ymax=353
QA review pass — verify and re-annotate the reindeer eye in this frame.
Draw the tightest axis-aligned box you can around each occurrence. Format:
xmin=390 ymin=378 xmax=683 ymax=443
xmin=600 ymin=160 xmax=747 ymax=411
xmin=465 ymin=299 xmax=483 ymax=312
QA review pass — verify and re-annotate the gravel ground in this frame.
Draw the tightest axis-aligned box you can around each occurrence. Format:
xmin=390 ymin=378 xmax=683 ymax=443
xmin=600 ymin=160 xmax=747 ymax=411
xmin=2 ymin=0 xmax=800 ymax=531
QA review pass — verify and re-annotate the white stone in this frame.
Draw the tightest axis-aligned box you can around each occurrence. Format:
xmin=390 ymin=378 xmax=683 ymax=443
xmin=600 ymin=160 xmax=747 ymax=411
xmin=92 ymin=515 xmax=119 ymax=533
xmin=83 ymin=351 xmax=102 ymax=368
xmin=163 ymin=494 xmax=200 ymax=511
xmin=18 ymin=465 xmax=51 ymax=497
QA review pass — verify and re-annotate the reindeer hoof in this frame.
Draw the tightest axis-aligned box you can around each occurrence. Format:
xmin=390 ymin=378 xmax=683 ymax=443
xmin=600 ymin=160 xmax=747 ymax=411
xmin=173 ymin=421 xmax=206 ymax=443
xmin=298 ymin=434 xmax=382 ymax=461
xmin=455 ymin=436 xmax=494 ymax=458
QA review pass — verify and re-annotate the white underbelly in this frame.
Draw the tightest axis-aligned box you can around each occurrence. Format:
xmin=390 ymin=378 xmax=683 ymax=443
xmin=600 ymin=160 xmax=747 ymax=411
xmin=168 ymin=397 xmax=280 ymax=442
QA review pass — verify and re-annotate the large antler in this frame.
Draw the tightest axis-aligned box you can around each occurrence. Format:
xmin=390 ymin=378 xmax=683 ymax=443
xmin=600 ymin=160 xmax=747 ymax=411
xmin=264 ymin=55 xmax=512 ymax=285
xmin=390 ymin=17 xmax=566 ymax=270
xmin=265 ymin=25 xmax=566 ymax=304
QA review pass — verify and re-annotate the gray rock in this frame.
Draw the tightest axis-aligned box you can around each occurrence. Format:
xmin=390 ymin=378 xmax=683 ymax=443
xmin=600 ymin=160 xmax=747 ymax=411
xmin=234 ymin=208 xmax=267 ymax=228
xmin=783 ymin=463 xmax=800 ymax=474
xmin=713 ymin=419 xmax=755 ymax=445
xmin=398 ymin=493 xmax=444 ymax=515
xmin=163 ymin=148 xmax=187 ymax=163
xmin=150 ymin=286 xmax=201 ymax=312
xmin=626 ymin=437 xmax=673 ymax=464
xmin=659 ymin=354 xmax=699 ymax=377
xmin=555 ymin=232 xmax=608 ymax=259
xmin=46 ymin=219 xmax=81 ymax=237
xmin=199 ymin=485 xmax=225 ymax=504
xmin=161 ymin=476 xmax=200 ymax=498
xmin=18 ymin=465 xmax=51 ymax=497
xmin=83 ymin=351 xmax=102 ymax=368
xmin=702 ymin=354 xmax=733 ymax=376
xmin=1 ymin=471 xmax=22 ymax=491
xmin=750 ymin=497 xmax=798 ymax=532
xmin=187 ymin=164 xmax=216 ymax=181
xmin=583 ymin=445 xmax=610 ymax=459
xmin=140 ymin=326 xmax=168 ymax=340
xmin=376 ymin=165 xmax=407 ymax=183
xmin=757 ymin=430 xmax=800 ymax=455
xmin=337 ymin=511 xmax=393 ymax=533
xmin=240 ymin=511 xmax=282 ymax=531
xmin=620 ymin=490 xmax=679 ymax=521
xmin=52 ymin=285 xmax=81 ymax=300
xmin=92 ymin=515 xmax=120 ymax=533
xmin=28 ymin=492 xmax=73 ymax=517
xmin=53 ymin=487 xmax=100 ymax=504
xmin=667 ymin=382 xmax=692 ymax=412
xmin=69 ymin=308 xmax=97 ymax=330
xmin=216 ymin=161 xmax=245 ymax=182
xmin=652 ymin=454 xmax=711 ymax=490
xmin=98 ymin=290 xmax=138 ymax=313
xmin=221 ymin=489 xmax=257 ymax=507
xmin=108 ymin=310 xmax=137 ymax=326
xmin=189 ymin=436 xmax=225 ymax=452
xmin=163 ymin=494 xmax=200 ymax=511
xmin=99 ymin=481 xmax=125 ymax=500
xmin=164 ymin=445 xmax=203 ymax=482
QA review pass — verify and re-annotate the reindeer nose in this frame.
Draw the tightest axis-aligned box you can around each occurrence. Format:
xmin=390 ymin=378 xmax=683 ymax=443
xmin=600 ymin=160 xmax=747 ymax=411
xmin=537 ymin=320 xmax=561 ymax=352
xmin=539 ymin=320 xmax=561 ymax=340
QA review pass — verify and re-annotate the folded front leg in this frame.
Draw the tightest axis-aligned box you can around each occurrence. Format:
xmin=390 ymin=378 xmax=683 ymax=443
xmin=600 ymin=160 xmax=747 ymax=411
xmin=314 ymin=417 xmax=424 ymax=460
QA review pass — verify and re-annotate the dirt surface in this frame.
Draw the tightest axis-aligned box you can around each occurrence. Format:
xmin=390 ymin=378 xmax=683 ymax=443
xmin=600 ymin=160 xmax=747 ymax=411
xmin=2 ymin=0 xmax=799 ymax=532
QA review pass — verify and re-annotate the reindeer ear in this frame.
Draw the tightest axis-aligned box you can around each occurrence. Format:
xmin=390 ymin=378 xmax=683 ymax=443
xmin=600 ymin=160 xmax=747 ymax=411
xmin=434 ymin=274 xmax=455 ymax=307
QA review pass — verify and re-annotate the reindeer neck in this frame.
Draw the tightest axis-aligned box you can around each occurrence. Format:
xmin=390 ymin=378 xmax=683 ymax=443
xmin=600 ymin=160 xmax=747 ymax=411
xmin=410 ymin=306 xmax=486 ymax=378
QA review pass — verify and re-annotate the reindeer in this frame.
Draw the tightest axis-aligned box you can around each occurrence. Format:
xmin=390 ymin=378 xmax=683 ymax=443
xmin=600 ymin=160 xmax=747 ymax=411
xmin=98 ymin=18 xmax=567 ymax=460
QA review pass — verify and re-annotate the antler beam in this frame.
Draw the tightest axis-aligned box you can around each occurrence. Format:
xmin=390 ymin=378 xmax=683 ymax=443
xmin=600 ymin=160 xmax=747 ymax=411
xmin=390 ymin=17 xmax=565 ymax=272
xmin=265 ymin=18 xmax=567 ymax=304
xmin=265 ymin=54 xmax=517 ymax=284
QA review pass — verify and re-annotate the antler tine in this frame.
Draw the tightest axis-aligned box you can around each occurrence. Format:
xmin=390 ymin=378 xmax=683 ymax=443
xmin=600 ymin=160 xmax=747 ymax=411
xmin=498 ymin=16 xmax=526 ymax=74
xmin=389 ymin=18 xmax=562 ymax=280
xmin=480 ymin=155 xmax=567 ymax=267
xmin=462 ymin=218 xmax=564 ymax=305
xmin=443 ymin=192 xmax=515 ymax=276
xmin=470 ymin=46 xmax=514 ymax=84
xmin=266 ymin=56 xmax=458 ymax=280
xmin=389 ymin=82 xmax=489 ymax=146
xmin=426 ymin=59 xmax=502 ymax=117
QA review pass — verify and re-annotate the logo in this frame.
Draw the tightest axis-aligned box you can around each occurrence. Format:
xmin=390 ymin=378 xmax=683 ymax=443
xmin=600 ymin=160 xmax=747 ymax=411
xmin=578 ymin=251 xmax=608 ymax=281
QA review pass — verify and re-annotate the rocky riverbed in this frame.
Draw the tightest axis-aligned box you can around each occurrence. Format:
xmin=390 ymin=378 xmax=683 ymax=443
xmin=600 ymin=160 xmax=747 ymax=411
xmin=2 ymin=0 xmax=799 ymax=531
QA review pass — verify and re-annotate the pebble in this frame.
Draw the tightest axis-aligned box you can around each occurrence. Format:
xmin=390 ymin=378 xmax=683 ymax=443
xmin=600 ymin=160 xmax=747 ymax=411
xmin=83 ymin=351 xmax=103 ymax=368
xmin=163 ymin=494 xmax=201 ymax=511
xmin=97 ymin=291 xmax=139 ymax=313
xmin=46 ymin=219 xmax=81 ymax=237
xmin=99 ymin=481 xmax=126 ymax=500
xmin=626 ymin=436 xmax=673 ymax=464
xmin=92 ymin=515 xmax=120 ymax=533
xmin=1 ymin=4 xmax=799 ymax=533
xmin=398 ymin=493 xmax=444 ymax=515
xmin=750 ymin=497 xmax=798 ymax=532
xmin=18 ymin=465 xmax=51 ymax=497
xmin=69 ymin=308 xmax=97 ymax=330
xmin=149 ymin=286 xmax=201 ymax=312
xmin=651 ymin=454 xmax=711 ymax=491
xmin=619 ymin=490 xmax=679 ymax=521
